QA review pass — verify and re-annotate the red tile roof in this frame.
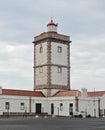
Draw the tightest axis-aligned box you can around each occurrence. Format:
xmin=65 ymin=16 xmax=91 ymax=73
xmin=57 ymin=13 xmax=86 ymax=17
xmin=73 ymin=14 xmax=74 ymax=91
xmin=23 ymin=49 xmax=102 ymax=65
xmin=54 ymin=90 xmax=105 ymax=97
xmin=53 ymin=90 xmax=81 ymax=97
xmin=87 ymin=91 xmax=105 ymax=97
xmin=2 ymin=89 xmax=45 ymax=97
xmin=2 ymin=89 xmax=105 ymax=98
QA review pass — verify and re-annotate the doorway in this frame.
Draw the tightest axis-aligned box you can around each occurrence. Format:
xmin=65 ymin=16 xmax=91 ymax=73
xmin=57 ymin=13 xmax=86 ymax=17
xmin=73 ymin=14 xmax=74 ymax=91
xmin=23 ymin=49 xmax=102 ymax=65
xmin=69 ymin=103 xmax=73 ymax=116
xmin=36 ymin=103 xmax=41 ymax=114
xmin=51 ymin=103 xmax=54 ymax=115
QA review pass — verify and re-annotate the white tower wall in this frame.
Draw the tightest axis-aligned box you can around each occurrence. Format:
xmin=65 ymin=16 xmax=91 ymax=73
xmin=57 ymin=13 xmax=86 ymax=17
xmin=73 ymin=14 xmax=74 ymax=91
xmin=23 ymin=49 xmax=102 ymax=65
xmin=51 ymin=67 xmax=68 ymax=85
xmin=36 ymin=66 xmax=47 ymax=85
xmin=47 ymin=26 xmax=57 ymax=32
xmin=51 ymin=42 xmax=68 ymax=65
xmin=35 ymin=42 xmax=47 ymax=66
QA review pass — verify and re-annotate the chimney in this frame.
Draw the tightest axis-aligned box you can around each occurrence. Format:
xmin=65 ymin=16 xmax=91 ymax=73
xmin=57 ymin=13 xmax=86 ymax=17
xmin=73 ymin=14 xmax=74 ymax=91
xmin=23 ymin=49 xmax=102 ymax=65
xmin=81 ymin=88 xmax=87 ymax=97
xmin=0 ymin=86 xmax=2 ymax=95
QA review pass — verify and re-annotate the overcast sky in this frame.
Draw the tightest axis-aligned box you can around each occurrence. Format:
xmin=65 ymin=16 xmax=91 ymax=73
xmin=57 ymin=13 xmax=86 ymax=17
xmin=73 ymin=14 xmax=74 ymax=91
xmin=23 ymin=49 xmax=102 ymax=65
xmin=0 ymin=0 xmax=105 ymax=91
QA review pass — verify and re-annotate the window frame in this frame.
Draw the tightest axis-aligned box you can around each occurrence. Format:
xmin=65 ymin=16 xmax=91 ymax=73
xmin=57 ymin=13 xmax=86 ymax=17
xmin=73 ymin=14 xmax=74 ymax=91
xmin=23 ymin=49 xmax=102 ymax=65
xmin=5 ymin=102 xmax=10 ymax=110
xmin=57 ymin=67 xmax=62 ymax=73
xmin=20 ymin=102 xmax=25 ymax=110
xmin=39 ymin=67 xmax=43 ymax=73
xmin=39 ymin=46 xmax=43 ymax=53
xmin=57 ymin=46 xmax=62 ymax=53
xmin=60 ymin=103 xmax=63 ymax=111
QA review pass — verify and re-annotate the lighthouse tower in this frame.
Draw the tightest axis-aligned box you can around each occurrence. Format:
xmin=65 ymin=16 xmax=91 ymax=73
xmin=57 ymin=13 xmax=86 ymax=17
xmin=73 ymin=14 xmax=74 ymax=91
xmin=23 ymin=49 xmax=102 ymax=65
xmin=33 ymin=19 xmax=71 ymax=97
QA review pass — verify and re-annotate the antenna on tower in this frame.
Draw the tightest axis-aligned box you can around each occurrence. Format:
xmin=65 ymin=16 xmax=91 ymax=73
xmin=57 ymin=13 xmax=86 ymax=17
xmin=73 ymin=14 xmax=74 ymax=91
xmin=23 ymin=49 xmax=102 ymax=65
xmin=51 ymin=16 xmax=53 ymax=20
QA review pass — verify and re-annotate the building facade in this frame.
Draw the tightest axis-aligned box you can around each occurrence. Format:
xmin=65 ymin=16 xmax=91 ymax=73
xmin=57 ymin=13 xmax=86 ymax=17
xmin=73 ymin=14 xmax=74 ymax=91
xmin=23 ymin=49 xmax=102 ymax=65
xmin=0 ymin=87 xmax=104 ymax=118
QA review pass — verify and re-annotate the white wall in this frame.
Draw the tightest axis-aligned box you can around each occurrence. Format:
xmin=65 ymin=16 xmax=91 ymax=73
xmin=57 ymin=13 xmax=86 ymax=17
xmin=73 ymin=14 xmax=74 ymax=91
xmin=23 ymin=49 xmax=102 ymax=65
xmin=100 ymin=95 xmax=105 ymax=116
xmin=0 ymin=95 xmax=29 ymax=115
xmin=51 ymin=42 xmax=68 ymax=65
xmin=35 ymin=42 xmax=47 ymax=66
xmin=78 ymin=97 xmax=99 ymax=117
xmin=47 ymin=97 xmax=75 ymax=116
xmin=36 ymin=66 xmax=47 ymax=85
xmin=0 ymin=94 xmax=100 ymax=117
xmin=47 ymin=25 xmax=57 ymax=32
xmin=0 ymin=86 xmax=2 ymax=94
xmin=0 ymin=95 xmax=47 ymax=115
xmin=51 ymin=66 xmax=68 ymax=85
xmin=46 ymin=96 xmax=99 ymax=117
xmin=31 ymin=97 xmax=48 ymax=113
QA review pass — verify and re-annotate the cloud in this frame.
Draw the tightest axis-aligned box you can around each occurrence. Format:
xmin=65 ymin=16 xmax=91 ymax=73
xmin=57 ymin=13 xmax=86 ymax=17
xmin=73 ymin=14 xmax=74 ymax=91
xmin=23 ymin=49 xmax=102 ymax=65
xmin=0 ymin=42 xmax=33 ymax=72
xmin=71 ymin=34 xmax=105 ymax=91
xmin=0 ymin=41 xmax=33 ymax=89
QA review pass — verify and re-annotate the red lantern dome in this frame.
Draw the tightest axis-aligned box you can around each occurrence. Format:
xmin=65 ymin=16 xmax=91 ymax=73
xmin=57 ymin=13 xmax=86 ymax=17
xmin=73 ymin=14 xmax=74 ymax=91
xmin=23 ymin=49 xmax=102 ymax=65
xmin=47 ymin=19 xmax=58 ymax=32
xmin=47 ymin=19 xmax=58 ymax=26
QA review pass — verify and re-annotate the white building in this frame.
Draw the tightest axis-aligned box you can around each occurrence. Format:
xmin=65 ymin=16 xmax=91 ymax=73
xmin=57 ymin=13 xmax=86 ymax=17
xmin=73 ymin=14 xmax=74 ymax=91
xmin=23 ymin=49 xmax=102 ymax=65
xmin=0 ymin=20 xmax=105 ymax=118
xmin=0 ymin=87 xmax=104 ymax=117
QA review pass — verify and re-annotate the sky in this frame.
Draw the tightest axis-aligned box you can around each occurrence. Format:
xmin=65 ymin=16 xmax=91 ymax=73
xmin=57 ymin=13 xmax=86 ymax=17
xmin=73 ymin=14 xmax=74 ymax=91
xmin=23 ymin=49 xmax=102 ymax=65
xmin=0 ymin=0 xmax=105 ymax=91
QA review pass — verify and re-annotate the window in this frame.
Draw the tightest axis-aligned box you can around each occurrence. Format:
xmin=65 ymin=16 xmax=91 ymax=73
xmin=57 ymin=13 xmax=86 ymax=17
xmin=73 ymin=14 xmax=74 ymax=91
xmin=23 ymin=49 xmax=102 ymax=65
xmin=57 ymin=67 xmax=62 ymax=73
xmin=100 ymin=109 xmax=103 ymax=116
xmin=39 ymin=46 xmax=43 ymax=53
xmin=104 ymin=109 xmax=105 ymax=116
xmin=60 ymin=103 xmax=63 ymax=111
xmin=57 ymin=46 xmax=62 ymax=53
xmin=51 ymin=103 xmax=54 ymax=115
xmin=5 ymin=102 xmax=10 ymax=109
xmin=69 ymin=103 xmax=73 ymax=115
xmin=20 ymin=103 xmax=25 ymax=110
xmin=39 ymin=67 xmax=43 ymax=73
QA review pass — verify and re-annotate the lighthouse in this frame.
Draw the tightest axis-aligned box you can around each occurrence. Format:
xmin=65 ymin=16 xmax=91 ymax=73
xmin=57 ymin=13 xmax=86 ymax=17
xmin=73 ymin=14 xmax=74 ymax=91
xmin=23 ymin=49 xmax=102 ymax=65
xmin=33 ymin=19 xmax=71 ymax=97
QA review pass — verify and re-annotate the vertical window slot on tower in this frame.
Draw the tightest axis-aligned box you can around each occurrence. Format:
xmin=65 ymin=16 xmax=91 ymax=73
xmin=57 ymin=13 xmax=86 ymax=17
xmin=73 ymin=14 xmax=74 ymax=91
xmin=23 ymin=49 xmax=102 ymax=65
xmin=39 ymin=67 xmax=43 ymax=73
xmin=39 ymin=46 xmax=43 ymax=53
xmin=57 ymin=46 xmax=62 ymax=53
xmin=57 ymin=67 xmax=62 ymax=73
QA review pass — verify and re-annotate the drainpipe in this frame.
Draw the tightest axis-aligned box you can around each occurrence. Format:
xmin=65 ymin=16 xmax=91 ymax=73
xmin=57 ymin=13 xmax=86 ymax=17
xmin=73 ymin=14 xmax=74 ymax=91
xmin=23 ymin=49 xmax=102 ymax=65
xmin=29 ymin=96 xmax=31 ymax=113
xmin=57 ymin=107 xmax=59 ymax=117
xmin=98 ymin=98 xmax=100 ymax=117
xmin=75 ymin=96 xmax=79 ymax=112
